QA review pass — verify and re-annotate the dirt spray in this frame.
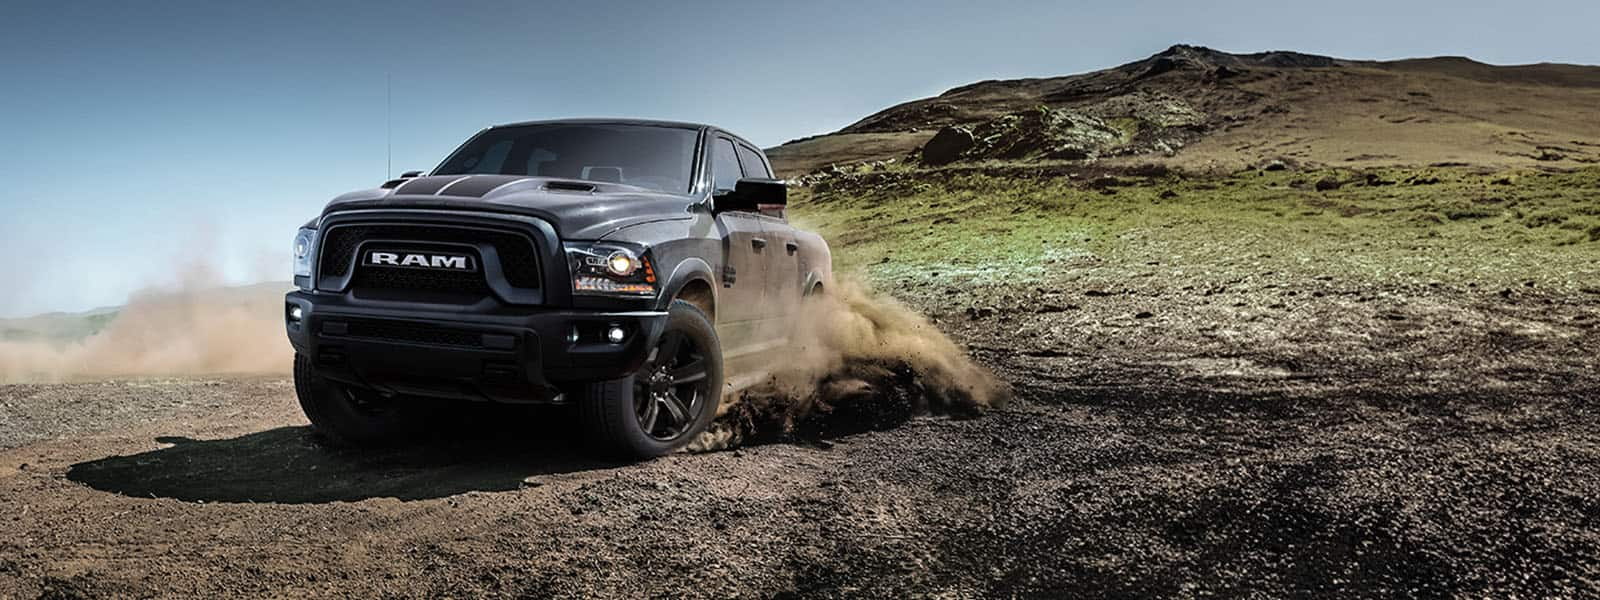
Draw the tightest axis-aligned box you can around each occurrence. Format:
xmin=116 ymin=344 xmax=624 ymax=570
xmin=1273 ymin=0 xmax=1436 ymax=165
xmin=0 ymin=283 xmax=291 ymax=383
xmin=691 ymin=278 xmax=1009 ymax=450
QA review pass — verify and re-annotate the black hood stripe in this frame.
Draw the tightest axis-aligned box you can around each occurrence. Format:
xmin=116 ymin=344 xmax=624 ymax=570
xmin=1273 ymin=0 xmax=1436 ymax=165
xmin=431 ymin=175 xmax=475 ymax=196
xmin=390 ymin=176 xmax=458 ymax=196
xmin=390 ymin=174 xmax=531 ymax=198
xmin=442 ymin=175 xmax=530 ymax=198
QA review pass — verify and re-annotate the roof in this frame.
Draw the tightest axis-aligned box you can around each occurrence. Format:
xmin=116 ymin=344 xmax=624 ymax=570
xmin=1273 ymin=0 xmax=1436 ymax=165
xmin=487 ymin=118 xmax=712 ymax=131
xmin=482 ymin=118 xmax=765 ymax=154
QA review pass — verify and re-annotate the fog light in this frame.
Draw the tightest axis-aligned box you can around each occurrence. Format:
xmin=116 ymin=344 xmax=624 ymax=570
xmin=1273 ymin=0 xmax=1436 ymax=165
xmin=566 ymin=327 xmax=580 ymax=344
xmin=606 ymin=325 xmax=626 ymax=344
xmin=287 ymin=306 xmax=304 ymax=322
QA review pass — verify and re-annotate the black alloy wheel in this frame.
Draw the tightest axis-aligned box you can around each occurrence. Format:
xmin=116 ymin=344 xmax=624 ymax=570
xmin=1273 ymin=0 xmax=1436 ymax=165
xmin=633 ymin=329 xmax=710 ymax=442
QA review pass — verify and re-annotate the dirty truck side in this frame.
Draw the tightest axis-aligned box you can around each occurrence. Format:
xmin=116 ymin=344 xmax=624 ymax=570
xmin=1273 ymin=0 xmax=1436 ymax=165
xmin=284 ymin=120 xmax=832 ymax=458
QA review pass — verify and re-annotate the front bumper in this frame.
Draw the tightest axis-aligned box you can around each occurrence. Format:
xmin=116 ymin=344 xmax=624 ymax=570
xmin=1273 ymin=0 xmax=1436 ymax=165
xmin=285 ymin=290 xmax=666 ymax=403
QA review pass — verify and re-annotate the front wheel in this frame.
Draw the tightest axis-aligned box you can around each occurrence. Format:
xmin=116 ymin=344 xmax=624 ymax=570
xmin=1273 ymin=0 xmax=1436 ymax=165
xmin=294 ymin=353 xmax=430 ymax=446
xmin=577 ymin=299 xmax=723 ymax=459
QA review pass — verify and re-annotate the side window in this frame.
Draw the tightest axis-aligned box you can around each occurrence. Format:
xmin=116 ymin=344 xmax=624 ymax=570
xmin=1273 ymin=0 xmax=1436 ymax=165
xmin=736 ymin=145 xmax=771 ymax=179
xmin=712 ymin=137 xmax=742 ymax=193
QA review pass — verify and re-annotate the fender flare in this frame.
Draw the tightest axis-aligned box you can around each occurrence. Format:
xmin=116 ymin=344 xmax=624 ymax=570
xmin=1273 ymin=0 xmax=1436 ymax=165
xmin=656 ymin=257 xmax=717 ymax=311
xmin=802 ymin=270 xmax=828 ymax=296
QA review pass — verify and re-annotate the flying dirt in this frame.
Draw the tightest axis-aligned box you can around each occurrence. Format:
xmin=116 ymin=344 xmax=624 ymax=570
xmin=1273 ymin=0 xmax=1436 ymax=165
xmin=694 ymin=279 xmax=1009 ymax=450
xmin=0 ymin=282 xmax=291 ymax=383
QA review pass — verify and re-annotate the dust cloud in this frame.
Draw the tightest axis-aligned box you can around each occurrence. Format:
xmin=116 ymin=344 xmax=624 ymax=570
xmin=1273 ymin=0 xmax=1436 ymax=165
xmin=692 ymin=279 xmax=1009 ymax=450
xmin=0 ymin=281 xmax=290 ymax=383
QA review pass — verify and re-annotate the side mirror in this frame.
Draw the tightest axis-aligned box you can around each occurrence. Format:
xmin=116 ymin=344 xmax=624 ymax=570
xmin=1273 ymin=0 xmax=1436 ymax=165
xmin=713 ymin=178 xmax=787 ymax=213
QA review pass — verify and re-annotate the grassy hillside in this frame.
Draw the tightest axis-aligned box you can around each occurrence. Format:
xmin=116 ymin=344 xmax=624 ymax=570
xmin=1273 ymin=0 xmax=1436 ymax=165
xmin=792 ymin=166 xmax=1600 ymax=294
xmin=768 ymin=45 xmax=1600 ymax=176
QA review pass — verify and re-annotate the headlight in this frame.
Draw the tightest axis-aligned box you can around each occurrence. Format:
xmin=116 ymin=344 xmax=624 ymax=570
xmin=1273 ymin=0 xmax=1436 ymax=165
xmin=565 ymin=242 xmax=656 ymax=296
xmin=293 ymin=227 xmax=317 ymax=278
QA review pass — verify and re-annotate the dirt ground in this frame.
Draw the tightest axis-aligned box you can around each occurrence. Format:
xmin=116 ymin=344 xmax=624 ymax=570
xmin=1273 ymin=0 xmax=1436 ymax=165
xmin=2 ymin=278 xmax=1597 ymax=598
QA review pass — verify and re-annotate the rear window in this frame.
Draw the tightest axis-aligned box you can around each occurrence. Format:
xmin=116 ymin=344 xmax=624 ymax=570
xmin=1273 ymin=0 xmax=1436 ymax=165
xmin=736 ymin=145 xmax=771 ymax=179
xmin=711 ymin=137 xmax=743 ymax=193
xmin=433 ymin=124 xmax=699 ymax=194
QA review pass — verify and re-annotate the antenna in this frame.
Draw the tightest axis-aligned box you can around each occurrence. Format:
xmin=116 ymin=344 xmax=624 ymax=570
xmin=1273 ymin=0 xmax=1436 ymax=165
xmin=386 ymin=72 xmax=392 ymax=179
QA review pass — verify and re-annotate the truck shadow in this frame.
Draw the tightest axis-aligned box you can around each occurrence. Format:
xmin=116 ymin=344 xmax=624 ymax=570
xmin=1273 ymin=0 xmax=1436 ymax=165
xmin=66 ymin=410 xmax=625 ymax=504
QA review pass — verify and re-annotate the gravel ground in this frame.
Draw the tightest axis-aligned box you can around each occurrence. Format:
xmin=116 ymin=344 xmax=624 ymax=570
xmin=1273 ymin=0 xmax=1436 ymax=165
xmin=1 ymin=284 xmax=1597 ymax=598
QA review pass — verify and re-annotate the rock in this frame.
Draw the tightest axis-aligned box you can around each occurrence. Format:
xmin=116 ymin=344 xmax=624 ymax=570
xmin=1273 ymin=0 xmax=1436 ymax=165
xmin=1159 ymin=190 xmax=1179 ymax=199
xmin=1314 ymin=178 xmax=1343 ymax=192
xmin=1087 ymin=176 xmax=1126 ymax=190
xmin=1134 ymin=311 xmax=1154 ymax=319
xmin=921 ymin=126 xmax=976 ymax=165
xmin=1364 ymin=173 xmax=1395 ymax=186
xmin=1046 ymin=147 xmax=1091 ymax=160
xmin=1262 ymin=159 xmax=1289 ymax=172
xmin=1536 ymin=149 xmax=1565 ymax=161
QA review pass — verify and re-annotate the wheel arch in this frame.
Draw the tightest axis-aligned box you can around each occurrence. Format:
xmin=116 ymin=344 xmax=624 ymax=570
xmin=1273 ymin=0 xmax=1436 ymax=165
xmin=658 ymin=257 xmax=717 ymax=322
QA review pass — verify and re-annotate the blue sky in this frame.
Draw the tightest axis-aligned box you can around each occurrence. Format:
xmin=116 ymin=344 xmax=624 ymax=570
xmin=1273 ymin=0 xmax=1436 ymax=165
xmin=1 ymin=0 xmax=1595 ymax=317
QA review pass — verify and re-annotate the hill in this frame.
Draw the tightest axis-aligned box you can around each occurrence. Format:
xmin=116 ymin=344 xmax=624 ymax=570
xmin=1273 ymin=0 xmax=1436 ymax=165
xmin=766 ymin=45 xmax=1600 ymax=176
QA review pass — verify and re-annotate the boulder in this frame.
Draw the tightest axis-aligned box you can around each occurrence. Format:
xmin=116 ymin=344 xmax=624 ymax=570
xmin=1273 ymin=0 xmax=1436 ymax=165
xmin=921 ymin=127 xmax=975 ymax=165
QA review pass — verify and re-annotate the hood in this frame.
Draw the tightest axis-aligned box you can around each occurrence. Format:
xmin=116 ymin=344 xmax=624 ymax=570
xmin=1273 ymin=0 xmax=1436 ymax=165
xmin=321 ymin=174 xmax=697 ymax=239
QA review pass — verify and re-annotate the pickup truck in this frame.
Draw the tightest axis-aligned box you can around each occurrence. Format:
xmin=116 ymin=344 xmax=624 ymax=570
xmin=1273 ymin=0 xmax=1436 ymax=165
xmin=285 ymin=119 xmax=832 ymax=458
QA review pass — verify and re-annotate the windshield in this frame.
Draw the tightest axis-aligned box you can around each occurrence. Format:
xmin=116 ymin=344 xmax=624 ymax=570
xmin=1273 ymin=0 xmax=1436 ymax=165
xmin=433 ymin=124 xmax=699 ymax=194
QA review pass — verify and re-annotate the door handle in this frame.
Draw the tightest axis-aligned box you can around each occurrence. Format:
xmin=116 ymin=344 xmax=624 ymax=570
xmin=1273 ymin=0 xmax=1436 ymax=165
xmin=751 ymin=238 xmax=767 ymax=250
xmin=785 ymin=241 xmax=799 ymax=255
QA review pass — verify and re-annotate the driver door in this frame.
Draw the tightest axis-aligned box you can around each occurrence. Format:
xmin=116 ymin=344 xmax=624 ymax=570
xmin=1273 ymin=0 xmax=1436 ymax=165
xmin=709 ymin=136 xmax=769 ymax=331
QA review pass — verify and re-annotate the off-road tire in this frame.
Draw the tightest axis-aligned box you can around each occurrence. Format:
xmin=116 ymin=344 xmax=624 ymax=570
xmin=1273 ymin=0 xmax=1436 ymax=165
xmin=577 ymin=299 xmax=723 ymax=459
xmin=294 ymin=353 xmax=429 ymax=446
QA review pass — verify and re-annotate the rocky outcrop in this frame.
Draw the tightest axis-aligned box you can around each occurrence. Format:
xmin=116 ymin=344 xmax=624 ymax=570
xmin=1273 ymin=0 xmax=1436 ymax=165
xmin=916 ymin=93 xmax=1206 ymax=165
xmin=921 ymin=127 xmax=976 ymax=165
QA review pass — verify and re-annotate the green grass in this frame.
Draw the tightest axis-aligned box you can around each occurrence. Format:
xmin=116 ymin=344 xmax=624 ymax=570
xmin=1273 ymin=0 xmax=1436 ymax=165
xmin=790 ymin=167 xmax=1600 ymax=292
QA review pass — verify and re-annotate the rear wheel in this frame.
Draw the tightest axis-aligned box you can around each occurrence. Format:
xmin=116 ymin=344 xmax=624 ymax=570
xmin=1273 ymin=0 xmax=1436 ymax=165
xmin=294 ymin=353 xmax=429 ymax=446
xmin=577 ymin=299 xmax=722 ymax=459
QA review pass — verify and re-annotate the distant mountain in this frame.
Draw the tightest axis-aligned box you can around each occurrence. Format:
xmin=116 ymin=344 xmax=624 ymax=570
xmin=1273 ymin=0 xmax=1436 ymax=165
xmin=767 ymin=45 xmax=1600 ymax=175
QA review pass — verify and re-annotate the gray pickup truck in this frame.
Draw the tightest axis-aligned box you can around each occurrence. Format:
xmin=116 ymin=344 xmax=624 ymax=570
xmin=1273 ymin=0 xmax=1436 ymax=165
xmin=285 ymin=119 xmax=832 ymax=458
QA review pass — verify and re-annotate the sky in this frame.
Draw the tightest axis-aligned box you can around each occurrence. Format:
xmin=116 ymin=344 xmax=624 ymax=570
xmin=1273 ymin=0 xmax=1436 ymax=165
xmin=1 ymin=0 xmax=1596 ymax=317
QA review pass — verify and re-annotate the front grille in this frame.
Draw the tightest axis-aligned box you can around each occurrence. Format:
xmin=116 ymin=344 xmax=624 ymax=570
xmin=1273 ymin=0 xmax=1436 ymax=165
xmin=318 ymin=224 xmax=540 ymax=288
xmin=335 ymin=318 xmax=483 ymax=348
xmin=349 ymin=264 xmax=490 ymax=296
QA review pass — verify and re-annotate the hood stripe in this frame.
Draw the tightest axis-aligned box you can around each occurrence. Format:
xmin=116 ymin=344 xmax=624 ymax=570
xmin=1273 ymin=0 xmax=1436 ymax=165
xmin=389 ymin=176 xmax=459 ymax=196
xmin=435 ymin=175 xmax=529 ymax=198
xmin=431 ymin=175 xmax=474 ymax=196
xmin=481 ymin=178 xmax=536 ymax=197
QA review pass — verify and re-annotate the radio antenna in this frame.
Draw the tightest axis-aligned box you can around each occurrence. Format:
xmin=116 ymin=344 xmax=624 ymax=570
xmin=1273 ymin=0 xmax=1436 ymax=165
xmin=386 ymin=72 xmax=392 ymax=179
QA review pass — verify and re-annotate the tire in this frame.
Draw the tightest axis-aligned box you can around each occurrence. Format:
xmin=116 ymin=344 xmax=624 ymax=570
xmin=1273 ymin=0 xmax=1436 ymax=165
xmin=294 ymin=353 xmax=429 ymax=446
xmin=577 ymin=299 xmax=723 ymax=459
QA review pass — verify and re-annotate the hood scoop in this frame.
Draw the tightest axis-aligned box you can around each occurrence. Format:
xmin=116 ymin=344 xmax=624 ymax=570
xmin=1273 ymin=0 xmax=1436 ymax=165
xmin=542 ymin=180 xmax=596 ymax=193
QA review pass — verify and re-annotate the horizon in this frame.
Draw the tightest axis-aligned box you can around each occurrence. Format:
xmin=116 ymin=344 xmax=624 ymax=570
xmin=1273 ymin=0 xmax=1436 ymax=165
xmin=3 ymin=0 xmax=1598 ymax=318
